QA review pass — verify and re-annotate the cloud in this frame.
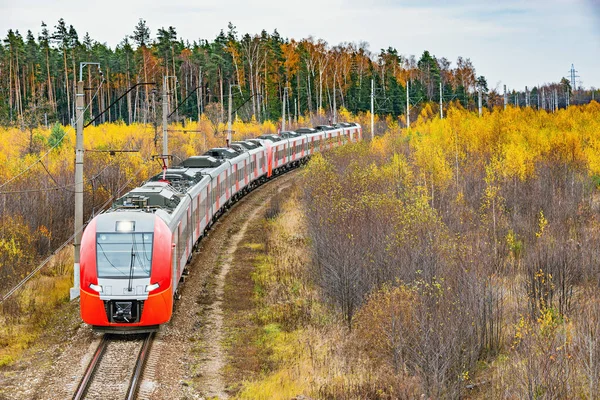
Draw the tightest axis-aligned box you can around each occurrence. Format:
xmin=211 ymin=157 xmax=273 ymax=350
xmin=1 ymin=0 xmax=599 ymax=88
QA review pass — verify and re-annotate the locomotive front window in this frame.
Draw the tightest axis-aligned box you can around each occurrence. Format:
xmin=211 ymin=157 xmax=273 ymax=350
xmin=96 ymin=233 xmax=153 ymax=278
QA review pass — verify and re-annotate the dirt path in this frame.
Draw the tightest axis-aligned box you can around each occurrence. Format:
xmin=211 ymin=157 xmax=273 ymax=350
xmin=150 ymin=171 xmax=299 ymax=400
xmin=197 ymin=200 xmax=264 ymax=398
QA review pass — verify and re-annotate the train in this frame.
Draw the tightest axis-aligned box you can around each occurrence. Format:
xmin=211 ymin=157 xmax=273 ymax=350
xmin=79 ymin=122 xmax=362 ymax=332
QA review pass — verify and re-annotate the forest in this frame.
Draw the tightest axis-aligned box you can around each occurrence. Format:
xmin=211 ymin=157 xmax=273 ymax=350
xmin=1 ymin=19 xmax=597 ymax=130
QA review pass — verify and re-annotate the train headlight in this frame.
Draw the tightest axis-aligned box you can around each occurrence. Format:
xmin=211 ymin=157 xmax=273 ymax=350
xmin=145 ymin=283 xmax=160 ymax=293
xmin=89 ymin=283 xmax=103 ymax=293
xmin=116 ymin=221 xmax=135 ymax=232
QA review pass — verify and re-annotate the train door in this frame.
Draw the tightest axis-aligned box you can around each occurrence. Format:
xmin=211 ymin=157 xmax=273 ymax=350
xmin=172 ymin=223 xmax=180 ymax=291
xmin=196 ymin=196 xmax=201 ymax=236
xmin=234 ymin=164 xmax=239 ymax=194
xmin=206 ymin=186 xmax=210 ymax=226
xmin=187 ymin=207 xmax=192 ymax=259
xmin=216 ymin=175 xmax=220 ymax=209
xmin=225 ymin=171 xmax=230 ymax=202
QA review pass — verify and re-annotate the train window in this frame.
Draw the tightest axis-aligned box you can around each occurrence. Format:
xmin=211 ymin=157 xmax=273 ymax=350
xmin=180 ymin=218 xmax=190 ymax=261
xmin=96 ymin=233 xmax=153 ymax=278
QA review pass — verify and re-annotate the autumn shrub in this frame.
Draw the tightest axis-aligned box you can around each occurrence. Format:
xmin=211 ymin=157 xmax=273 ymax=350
xmin=297 ymin=104 xmax=600 ymax=397
xmin=574 ymin=289 xmax=600 ymax=400
xmin=0 ymin=215 xmax=40 ymax=297
xmin=508 ymin=308 xmax=573 ymax=399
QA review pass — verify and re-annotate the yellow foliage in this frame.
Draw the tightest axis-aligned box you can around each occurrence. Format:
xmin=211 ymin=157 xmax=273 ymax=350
xmin=535 ymin=210 xmax=548 ymax=238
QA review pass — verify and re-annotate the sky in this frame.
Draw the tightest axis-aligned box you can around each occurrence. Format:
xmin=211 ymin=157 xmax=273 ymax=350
xmin=2 ymin=0 xmax=599 ymax=91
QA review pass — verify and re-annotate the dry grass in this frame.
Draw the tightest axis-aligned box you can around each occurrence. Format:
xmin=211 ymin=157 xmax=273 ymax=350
xmin=227 ymin=188 xmax=420 ymax=399
xmin=0 ymin=247 xmax=73 ymax=368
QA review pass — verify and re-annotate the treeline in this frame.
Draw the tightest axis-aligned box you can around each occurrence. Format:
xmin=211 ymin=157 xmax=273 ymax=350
xmin=2 ymin=19 xmax=595 ymax=129
xmin=302 ymin=103 xmax=600 ymax=398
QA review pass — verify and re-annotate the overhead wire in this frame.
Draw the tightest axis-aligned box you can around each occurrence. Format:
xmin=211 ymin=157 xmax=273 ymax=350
xmin=0 ymin=107 xmax=145 ymax=196
xmin=0 ymin=77 xmax=105 ymax=192
xmin=0 ymin=162 xmax=148 ymax=304
xmin=0 ymin=160 xmax=114 ymax=195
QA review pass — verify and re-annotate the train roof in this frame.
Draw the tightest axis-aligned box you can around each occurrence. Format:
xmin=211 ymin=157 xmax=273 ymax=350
xmin=181 ymin=156 xmax=224 ymax=168
xmin=112 ymin=182 xmax=183 ymax=212
xmin=204 ymin=148 xmax=242 ymax=159
xmin=229 ymin=144 xmax=248 ymax=153
xmin=231 ymin=141 xmax=259 ymax=150
xmin=147 ymin=167 xmax=205 ymax=192
xmin=295 ymin=127 xmax=318 ymax=134
xmin=246 ymin=139 xmax=264 ymax=147
xmin=279 ymin=131 xmax=301 ymax=138
xmin=258 ymin=134 xmax=283 ymax=142
xmin=314 ymin=125 xmax=335 ymax=131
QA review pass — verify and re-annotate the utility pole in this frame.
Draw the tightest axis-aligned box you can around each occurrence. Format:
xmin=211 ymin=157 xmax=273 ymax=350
xmin=503 ymin=85 xmax=507 ymax=110
xmin=333 ymin=87 xmax=337 ymax=124
xmin=439 ymin=81 xmax=443 ymax=119
xmin=227 ymin=83 xmax=239 ymax=146
xmin=162 ymin=76 xmax=169 ymax=164
xmin=281 ymin=86 xmax=287 ymax=132
xmin=406 ymin=79 xmax=410 ymax=128
xmin=288 ymin=96 xmax=292 ymax=128
xmin=70 ymin=80 xmax=84 ymax=300
xmin=370 ymin=79 xmax=374 ymax=139
xmin=197 ymin=66 xmax=203 ymax=118
xmin=71 ymin=62 xmax=101 ymax=300
xmin=478 ymin=89 xmax=482 ymax=117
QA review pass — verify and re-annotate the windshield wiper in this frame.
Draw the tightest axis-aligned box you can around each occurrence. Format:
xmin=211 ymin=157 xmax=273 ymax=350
xmin=127 ymin=244 xmax=135 ymax=292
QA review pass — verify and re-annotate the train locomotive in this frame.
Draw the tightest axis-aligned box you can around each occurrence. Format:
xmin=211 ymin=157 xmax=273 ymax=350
xmin=79 ymin=122 xmax=362 ymax=332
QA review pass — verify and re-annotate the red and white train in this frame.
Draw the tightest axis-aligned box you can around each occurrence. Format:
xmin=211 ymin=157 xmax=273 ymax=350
xmin=79 ymin=123 xmax=362 ymax=332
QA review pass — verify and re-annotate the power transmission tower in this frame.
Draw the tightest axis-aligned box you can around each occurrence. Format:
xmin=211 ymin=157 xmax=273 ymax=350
xmin=569 ymin=64 xmax=579 ymax=91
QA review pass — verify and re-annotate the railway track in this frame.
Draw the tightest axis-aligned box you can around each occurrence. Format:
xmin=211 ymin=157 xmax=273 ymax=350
xmin=72 ymin=332 xmax=155 ymax=400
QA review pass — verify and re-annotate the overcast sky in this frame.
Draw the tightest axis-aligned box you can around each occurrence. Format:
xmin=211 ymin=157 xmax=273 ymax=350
xmin=2 ymin=0 xmax=599 ymax=90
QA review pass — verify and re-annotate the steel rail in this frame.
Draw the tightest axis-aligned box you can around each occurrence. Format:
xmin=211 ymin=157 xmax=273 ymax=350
xmin=72 ymin=336 xmax=109 ymax=400
xmin=125 ymin=332 xmax=155 ymax=400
